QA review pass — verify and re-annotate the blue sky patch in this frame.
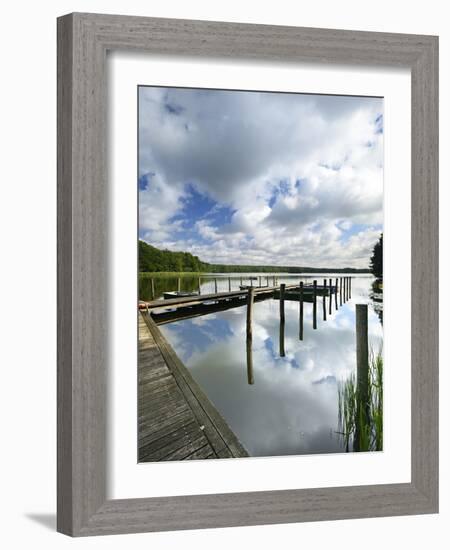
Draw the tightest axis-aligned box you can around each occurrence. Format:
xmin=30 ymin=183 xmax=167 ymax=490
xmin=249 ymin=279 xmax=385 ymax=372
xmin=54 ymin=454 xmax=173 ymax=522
xmin=138 ymin=173 xmax=154 ymax=191
xmin=268 ymin=179 xmax=292 ymax=207
xmin=169 ymin=183 xmax=236 ymax=235
xmin=339 ymin=222 xmax=382 ymax=243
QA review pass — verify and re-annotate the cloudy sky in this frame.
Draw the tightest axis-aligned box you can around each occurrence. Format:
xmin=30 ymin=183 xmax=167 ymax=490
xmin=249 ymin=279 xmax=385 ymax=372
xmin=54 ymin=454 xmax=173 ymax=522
xmin=138 ymin=86 xmax=383 ymax=268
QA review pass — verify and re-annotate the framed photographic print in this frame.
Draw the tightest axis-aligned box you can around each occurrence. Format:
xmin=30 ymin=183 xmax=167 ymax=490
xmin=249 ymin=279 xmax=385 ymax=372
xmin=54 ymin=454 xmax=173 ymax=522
xmin=57 ymin=13 xmax=438 ymax=536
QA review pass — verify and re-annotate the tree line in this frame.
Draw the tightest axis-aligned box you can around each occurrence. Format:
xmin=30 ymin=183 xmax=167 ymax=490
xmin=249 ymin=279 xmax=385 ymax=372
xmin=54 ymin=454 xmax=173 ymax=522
xmin=139 ymin=240 xmax=371 ymax=274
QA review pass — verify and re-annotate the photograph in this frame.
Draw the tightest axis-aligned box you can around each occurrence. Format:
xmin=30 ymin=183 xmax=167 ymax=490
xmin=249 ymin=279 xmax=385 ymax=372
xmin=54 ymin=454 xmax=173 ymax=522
xmin=137 ymin=86 xmax=384 ymax=462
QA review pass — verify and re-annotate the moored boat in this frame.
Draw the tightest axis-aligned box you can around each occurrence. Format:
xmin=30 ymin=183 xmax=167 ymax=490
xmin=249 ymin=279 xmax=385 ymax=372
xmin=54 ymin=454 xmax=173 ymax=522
xmin=163 ymin=291 xmax=199 ymax=300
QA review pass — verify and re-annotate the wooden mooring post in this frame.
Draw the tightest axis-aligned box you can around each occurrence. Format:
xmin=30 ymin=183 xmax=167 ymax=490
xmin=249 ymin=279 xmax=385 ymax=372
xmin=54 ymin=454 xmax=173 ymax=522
xmin=339 ymin=277 xmax=343 ymax=306
xmin=280 ymin=283 xmax=286 ymax=323
xmin=151 ymin=278 xmax=155 ymax=300
xmin=313 ymin=280 xmax=317 ymax=329
xmin=355 ymin=303 xmax=370 ymax=451
xmin=335 ymin=277 xmax=338 ymax=309
xmin=349 ymin=277 xmax=352 ymax=298
xmin=246 ymin=288 xmax=255 ymax=385
xmin=214 ymin=278 xmax=218 ymax=294
xmin=280 ymin=283 xmax=286 ymax=356
xmin=177 ymin=277 xmax=181 ymax=292
xmin=240 ymin=276 xmax=243 ymax=286
xmin=323 ymin=279 xmax=327 ymax=321
xmin=228 ymin=277 xmax=231 ymax=292
xmin=258 ymin=276 xmax=262 ymax=287
xmin=329 ymin=278 xmax=332 ymax=314
xmin=299 ymin=281 xmax=304 ymax=341
xmin=198 ymin=277 xmax=201 ymax=295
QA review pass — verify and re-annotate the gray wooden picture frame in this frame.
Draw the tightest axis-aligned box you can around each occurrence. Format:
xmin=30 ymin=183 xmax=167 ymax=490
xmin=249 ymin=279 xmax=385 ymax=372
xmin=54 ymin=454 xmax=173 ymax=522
xmin=57 ymin=12 xmax=439 ymax=537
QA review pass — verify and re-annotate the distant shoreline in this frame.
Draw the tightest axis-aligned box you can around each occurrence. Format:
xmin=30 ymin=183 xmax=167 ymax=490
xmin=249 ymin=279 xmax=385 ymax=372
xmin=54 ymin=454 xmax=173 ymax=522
xmin=139 ymin=240 xmax=372 ymax=275
xmin=140 ymin=269 xmax=371 ymax=278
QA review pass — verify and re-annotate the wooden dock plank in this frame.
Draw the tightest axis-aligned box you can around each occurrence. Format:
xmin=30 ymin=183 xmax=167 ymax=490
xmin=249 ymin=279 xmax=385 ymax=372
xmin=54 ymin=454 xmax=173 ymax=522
xmin=138 ymin=312 xmax=249 ymax=462
xmin=164 ymin=435 xmax=213 ymax=461
xmin=142 ymin=313 xmax=248 ymax=458
xmin=139 ymin=410 xmax=194 ymax=447
xmin=184 ymin=444 xmax=215 ymax=460
xmin=140 ymin=421 xmax=204 ymax=460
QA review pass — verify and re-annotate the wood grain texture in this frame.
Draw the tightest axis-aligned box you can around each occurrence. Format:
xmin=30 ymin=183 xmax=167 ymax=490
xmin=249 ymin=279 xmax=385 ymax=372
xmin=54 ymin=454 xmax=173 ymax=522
xmin=57 ymin=12 xmax=439 ymax=536
xmin=57 ymin=14 xmax=73 ymax=535
xmin=138 ymin=313 xmax=248 ymax=460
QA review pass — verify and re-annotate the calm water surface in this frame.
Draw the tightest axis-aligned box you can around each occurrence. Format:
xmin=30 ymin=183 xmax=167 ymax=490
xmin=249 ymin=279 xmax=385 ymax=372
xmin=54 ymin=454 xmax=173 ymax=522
xmin=149 ymin=274 xmax=383 ymax=457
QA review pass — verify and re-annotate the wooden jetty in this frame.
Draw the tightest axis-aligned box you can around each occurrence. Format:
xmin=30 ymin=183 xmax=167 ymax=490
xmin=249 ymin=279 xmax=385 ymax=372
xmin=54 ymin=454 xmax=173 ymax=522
xmin=141 ymin=285 xmax=298 ymax=316
xmin=140 ymin=276 xmax=353 ymax=358
xmin=139 ymin=312 xmax=249 ymax=461
xmin=273 ymin=284 xmax=337 ymax=301
xmin=239 ymin=284 xmax=269 ymax=290
xmin=273 ymin=289 xmax=328 ymax=301
xmin=152 ymin=289 xmax=277 ymax=325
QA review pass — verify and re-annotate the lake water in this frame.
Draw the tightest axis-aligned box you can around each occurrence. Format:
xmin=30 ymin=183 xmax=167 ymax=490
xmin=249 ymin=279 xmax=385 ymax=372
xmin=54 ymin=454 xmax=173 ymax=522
xmin=143 ymin=274 xmax=383 ymax=457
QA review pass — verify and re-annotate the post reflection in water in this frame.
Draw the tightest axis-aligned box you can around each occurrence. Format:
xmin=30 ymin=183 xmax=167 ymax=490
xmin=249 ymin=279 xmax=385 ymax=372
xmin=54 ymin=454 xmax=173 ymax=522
xmin=279 ymin=317 xmax=286 ymax=358
xmin=158 ymin=275 xmax=383 ymax=457
xmin=246 ymin=288 xmax=255 ymax=385
xmin=279 ymin=284 xmax=286 ymax=357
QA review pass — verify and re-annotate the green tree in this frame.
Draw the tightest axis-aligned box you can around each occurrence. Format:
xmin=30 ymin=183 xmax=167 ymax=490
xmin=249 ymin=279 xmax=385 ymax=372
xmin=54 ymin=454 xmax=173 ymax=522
xmin=370 ymin=234 xmax=383 ymax=279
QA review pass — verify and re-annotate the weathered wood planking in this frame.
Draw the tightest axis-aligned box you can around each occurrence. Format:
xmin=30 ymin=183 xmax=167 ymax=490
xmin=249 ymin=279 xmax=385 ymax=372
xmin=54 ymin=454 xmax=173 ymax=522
xmin=138 ymin=313 xmax=248 ymax=462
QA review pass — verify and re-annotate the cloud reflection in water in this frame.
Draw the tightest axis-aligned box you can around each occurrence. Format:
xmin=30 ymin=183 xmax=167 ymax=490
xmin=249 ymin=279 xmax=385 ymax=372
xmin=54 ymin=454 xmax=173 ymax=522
xmin=160 ymin=276 xmax=382 ymax=457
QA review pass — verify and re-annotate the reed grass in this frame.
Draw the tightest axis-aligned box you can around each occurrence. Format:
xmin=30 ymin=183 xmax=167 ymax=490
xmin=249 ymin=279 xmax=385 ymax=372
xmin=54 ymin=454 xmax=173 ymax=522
xmin=337 ymin=347 xmax=383 ymax=452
